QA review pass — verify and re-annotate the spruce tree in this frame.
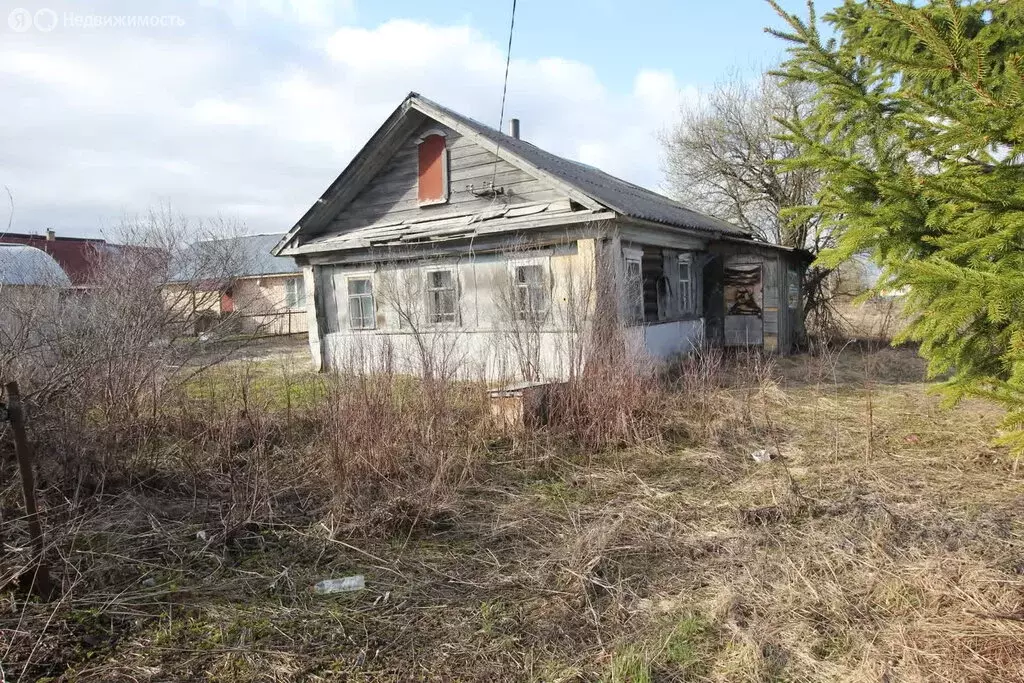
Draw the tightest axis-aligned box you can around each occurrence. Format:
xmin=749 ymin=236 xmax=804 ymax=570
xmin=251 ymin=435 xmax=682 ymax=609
xmin=767 ymin=0 xmax=1024 ymax=454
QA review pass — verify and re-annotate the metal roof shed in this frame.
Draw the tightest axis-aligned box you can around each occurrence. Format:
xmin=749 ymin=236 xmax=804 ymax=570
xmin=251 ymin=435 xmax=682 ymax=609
xmin=0 ymin=244 xmax=72 ymax=287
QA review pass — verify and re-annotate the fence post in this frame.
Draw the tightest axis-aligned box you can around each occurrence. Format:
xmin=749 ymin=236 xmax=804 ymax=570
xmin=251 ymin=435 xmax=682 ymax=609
xmin=4 ymin=381 xmax=57 ymax=601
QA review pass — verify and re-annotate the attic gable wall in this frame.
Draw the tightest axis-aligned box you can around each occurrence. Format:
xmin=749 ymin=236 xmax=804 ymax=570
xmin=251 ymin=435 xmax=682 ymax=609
xmin=321 ymin=120 xmax=568 ymax=237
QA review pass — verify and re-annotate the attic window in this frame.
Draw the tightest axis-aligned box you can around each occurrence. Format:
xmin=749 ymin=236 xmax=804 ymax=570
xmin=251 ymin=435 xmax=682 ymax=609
xmin=417 ymin=131 xmax=449 ymax=206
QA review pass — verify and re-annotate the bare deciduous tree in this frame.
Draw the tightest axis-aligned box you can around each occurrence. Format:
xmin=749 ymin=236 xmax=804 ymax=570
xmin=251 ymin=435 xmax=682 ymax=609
xmin=661 ymin=73 xmax=843 ymax=337
xmin=1 ymin=206 xmax=269 ymax=426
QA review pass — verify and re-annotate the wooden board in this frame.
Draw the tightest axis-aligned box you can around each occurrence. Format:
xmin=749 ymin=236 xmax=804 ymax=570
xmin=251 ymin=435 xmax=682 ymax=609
xmin=326 ymin=121 xmax=566 ymax=236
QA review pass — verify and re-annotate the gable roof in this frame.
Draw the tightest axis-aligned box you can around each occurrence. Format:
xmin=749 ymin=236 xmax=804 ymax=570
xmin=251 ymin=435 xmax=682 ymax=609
xmin=0 ymin=244 xmax=72 ymax=287
xmin=274 ymin=93 xmax=751 ymax=256
xmin=170 ymin=233 xmax=298 ymax=283
xmin=423 ymin=98 xmax=747 ymax=237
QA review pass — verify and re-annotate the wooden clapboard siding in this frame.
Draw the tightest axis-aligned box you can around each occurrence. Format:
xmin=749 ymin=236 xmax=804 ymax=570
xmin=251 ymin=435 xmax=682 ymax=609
xmin=326 ymin=121 xmax=566 ymax=235
xmin=355 ymin=157 xmax=522 ymax=191
xmin=337 ymin=176 xmax=554 ymax=215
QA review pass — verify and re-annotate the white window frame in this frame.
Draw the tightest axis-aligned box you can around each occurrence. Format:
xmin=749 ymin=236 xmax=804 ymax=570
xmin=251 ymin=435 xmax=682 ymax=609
xmin=346 ymin=274 xmax=376 ymax=330
xmin=508 ymin=259 xmax=550 ymax=323
xmin=425 ymin=267 xmax=459 ymax=325
xmin=416 ymin=129 xmax=450 ymax=207
xmin=284 ymin=275 xmax=306 ymax=310
xmin=623 ymin=247 xmax=644 ymax=325
xmin=678 ymin=254 xmax=695 ymax=316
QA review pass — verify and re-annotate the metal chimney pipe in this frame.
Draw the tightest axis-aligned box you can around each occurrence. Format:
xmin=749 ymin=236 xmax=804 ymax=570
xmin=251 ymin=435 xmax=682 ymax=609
xmin=509 ymin=118 xmax=520 ymax=139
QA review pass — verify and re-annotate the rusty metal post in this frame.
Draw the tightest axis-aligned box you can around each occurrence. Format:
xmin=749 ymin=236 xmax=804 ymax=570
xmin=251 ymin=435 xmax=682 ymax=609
xmin=5 ymin=381 xmax=56 ymax=601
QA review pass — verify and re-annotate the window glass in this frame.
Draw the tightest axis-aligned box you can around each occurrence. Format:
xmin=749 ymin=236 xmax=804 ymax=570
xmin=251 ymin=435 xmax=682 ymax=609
xmin=514 ymin=264 xmax=548 ymax=321
xmin=284 ymin=276 xmax=306 ymax=309
xmin=678 ymin=256 xmax=693 ymax=315
xmin=787 ymin=267 xmax=800 ymax=309
xmin=347 ymin=277 xmax=375 ymax=329
xmin=427 ymin=269 xmax=457 ymax=324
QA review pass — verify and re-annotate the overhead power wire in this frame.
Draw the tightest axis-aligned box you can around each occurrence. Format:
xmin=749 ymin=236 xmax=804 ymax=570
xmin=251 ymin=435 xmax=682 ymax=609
xmin=490 ymin=0 xmax=517 ymax=190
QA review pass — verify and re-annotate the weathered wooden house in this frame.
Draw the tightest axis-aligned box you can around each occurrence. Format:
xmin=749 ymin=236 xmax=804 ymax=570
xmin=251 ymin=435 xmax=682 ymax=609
xmin=272 ymin=93 xmax=808 ymax=380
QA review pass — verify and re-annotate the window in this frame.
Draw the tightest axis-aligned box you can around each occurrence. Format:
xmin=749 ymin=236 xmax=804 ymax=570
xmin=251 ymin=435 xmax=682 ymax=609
xmin=426 ymin=269 xmax=458 ymax=324
xmin=221 ymin=287 xmax=234 ymax=314
xmin=417 ymin=132 xmax=449 ymax=206
xmin=787 ymin=266 xmax=800 ymax=309
xmin=284 ymin=276 xmax=306 ymax=310
xmin=625 ymin=258 xmax=643 ymax=324
xmin=514 ymin=264 xmax=549 ymax=321
xmin=678 ymin=255 xmax=694 ymax=315
xmin=347 ymin=277 xmax=375 ymax=330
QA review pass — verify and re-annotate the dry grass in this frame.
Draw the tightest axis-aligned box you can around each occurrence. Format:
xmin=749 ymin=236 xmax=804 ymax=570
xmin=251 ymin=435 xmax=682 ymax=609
xmin=834 ymin=295 xmax=909 ymax=343
xmin=2 ymin=344 xmax=1022 ymax=682
xmin=316 ymin=371 xmax=491 ymax=535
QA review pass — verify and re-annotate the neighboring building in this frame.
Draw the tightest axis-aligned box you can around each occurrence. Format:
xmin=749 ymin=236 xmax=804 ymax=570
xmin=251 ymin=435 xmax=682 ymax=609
xmin=0 ymin=243 xmax=72 ymax=289
xmin=166 ymin=233 xmax=307 ymax=337
xmin=272 ymin=93 xmax=808 ymax=380
xmin=0 ymin=243 xmax=71 ymax=316
xmin=0 ymin=229 xmax=121 ymax=290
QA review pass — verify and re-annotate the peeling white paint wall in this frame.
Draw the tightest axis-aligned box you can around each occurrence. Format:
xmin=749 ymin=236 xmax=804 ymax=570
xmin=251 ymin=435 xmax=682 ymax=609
xmin=313 ymin=239 xmax=602 ymax=382
xmin=306 ymin=236 xmax=705 ymax=382
xmin=628 ymin=319 xmax=704 ymax=359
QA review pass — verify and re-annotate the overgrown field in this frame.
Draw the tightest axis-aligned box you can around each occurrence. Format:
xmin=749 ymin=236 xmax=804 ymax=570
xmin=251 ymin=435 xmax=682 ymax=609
xmin=2 ymin=345 xmax=1022 ymax=682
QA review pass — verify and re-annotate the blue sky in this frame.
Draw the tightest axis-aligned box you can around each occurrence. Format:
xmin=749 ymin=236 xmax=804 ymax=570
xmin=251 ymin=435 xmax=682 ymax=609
xmin=0 ymin=0 xmax=841 ymax=238
xmin=357 ymin=0 xmax=837 ymax=91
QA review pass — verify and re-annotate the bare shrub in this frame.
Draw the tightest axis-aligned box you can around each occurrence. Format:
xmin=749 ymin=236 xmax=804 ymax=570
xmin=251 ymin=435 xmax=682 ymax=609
xmin=315 ymin=259 xmax=489 ymax=532
xmin=0 ymin=209 xmax=277 ymax=479
xmin=484 ymin=236 xmax=603 ymax=384
xmin=543 ymin=242 xmax=664 ymax=452
xmin=667 ymin=344 xmax=728 ymax=443
xmin=665 ymin=345 xmax=790 ymax=454
xmin=488 ymin=249 xmax=549 ymax=383
xmin=374 ymin=264 xmax=469 ymax=382
xmin=315 ymin=363 xmax=488 ymax=535
xmin=548 ymin=351 xmax=663 ymax=453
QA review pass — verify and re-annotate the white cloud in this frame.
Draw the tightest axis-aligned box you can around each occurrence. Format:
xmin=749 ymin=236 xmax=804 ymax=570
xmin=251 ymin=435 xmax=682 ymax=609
xmin=190 ymin=99 xmax=262 ymax=126
xmin=0 ymin=3 xmax=696 ymax=238
xmin=200 ymin=0 xmax=356 ymax=30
